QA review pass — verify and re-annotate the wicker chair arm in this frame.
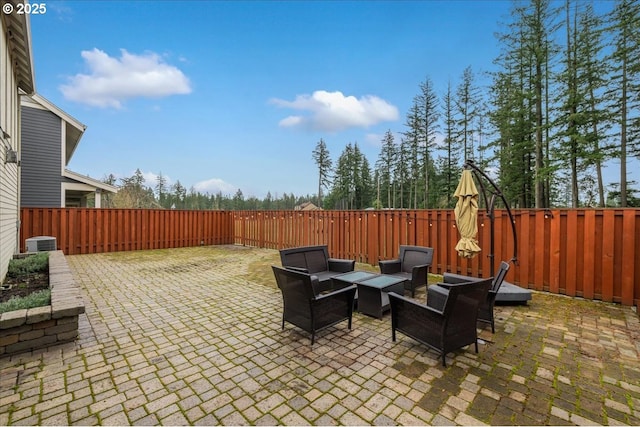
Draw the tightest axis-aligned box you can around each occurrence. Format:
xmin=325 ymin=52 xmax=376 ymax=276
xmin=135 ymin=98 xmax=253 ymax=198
xmin=443 ymin=272 xmax=479 ymax=284
xmin=285 ymin=265 xmax=310 ymax=274
xmin=389 ymin=291 xmax=445 ymax=318
xmin=379 ymin=259 xmax=401 ymax=274
xmin=314 ymin=284 xmax=357 ymax=301
xmin=410 ymin=263 xmax=430 ymax=282
xmin=426 ymin=285 xmax=449 ymax=312
xmin=328 ymin=258 xmax=356 ymax=273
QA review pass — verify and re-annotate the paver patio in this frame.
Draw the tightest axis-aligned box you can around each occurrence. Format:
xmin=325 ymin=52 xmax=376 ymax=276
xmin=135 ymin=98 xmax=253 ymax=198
xmin=1 ymin=245 xmax=639 ymax=426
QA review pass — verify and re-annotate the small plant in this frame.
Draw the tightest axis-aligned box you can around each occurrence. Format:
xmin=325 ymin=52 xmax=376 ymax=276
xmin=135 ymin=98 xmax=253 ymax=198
xmin=6 ymin=253 xmax=48 ymax=277
xmin=0 ymin=289 xmax=51 ymax=314
xmin=1 ymin=252 xmax=50 ymax=312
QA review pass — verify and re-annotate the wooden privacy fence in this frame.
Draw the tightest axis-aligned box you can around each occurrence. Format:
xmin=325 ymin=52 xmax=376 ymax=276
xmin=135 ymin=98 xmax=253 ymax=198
xmin=20 ymin=207 xmax=640 ymax=307
xmin=20 ymin=208 xmax=233 ymax=254
xmin=233 ymin=209 xmax=639 ymax=307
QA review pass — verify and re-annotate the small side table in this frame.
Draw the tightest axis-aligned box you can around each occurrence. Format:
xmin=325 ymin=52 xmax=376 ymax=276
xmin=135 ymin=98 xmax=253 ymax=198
xmin=331 ymin=271 xmax=378 ymax=290
xmin=356 ymin=275 xmax=406 ymax=318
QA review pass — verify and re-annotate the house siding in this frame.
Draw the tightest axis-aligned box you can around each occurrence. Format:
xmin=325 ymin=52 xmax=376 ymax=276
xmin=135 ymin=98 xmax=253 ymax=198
xmin=0 ymin=21 xmax=22 ymax=280
xmin=20 ymin=106 xmax=62 ymax=207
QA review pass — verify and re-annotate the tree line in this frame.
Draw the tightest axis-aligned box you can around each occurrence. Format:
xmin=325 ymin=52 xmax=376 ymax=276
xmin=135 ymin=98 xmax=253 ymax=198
xmin=101 ymin=0 xmax=639 ymax=210
xmin=317 ymin=0 xmax=639 ymax=209
xmin=98 ymin=169 xmax=317 ymax=210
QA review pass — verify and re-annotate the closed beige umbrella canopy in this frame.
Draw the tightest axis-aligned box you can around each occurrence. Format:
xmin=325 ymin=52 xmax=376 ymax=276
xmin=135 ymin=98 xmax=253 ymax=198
xmin=454 ymin=169 xmax=482 ymax=258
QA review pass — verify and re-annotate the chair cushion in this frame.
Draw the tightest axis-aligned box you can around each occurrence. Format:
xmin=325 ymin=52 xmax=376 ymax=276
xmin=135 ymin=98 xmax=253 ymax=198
xmin=283 ymin=252 xmax=309 ymax=271
xmin=402 ymin=251 xmax=426 ymax=273
xmin=305 ymin=250 xmax=329 ymax=273
xmin=495 ymin=281 xmax=532 ymax=303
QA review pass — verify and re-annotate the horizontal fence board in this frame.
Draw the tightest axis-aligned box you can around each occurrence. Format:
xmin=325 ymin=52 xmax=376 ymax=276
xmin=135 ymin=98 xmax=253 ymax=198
xmin=20 ymin=207 xmax=640 ymax=307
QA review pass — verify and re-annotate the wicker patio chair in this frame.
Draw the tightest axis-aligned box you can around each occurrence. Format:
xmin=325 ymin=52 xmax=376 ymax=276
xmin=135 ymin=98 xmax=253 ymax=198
xmin=436 ymin=261 xmax=510 ymax=333
xmin=271 ymin=265 xmax=357 ymax=345
xmin=279 ymin=245 xmax=355 ymax=293
xmin=389 ymin=278 xmax=492 ymax=366
xmin=379 ymin=245 xmax=434 ymax=298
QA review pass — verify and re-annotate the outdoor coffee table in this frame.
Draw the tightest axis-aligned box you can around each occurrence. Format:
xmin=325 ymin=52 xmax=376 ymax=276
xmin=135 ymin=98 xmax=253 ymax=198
xmin=332 ymin=271 xmax=378 ymax=290
xmin=332 ymin=271 xmax=406 ymax=319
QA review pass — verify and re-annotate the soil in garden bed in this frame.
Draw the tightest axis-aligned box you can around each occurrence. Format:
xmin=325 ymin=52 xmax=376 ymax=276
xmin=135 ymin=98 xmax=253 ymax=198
xmin=0 ymin=273 xmax=50 ymax=303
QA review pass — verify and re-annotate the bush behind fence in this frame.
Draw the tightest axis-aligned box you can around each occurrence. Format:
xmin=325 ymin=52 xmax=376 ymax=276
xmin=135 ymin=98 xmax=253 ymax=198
xmin=20 ymin=207 xmax=640 ymax=307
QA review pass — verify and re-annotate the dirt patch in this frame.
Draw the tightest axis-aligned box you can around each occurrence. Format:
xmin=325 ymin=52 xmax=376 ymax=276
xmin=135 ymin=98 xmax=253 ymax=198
xmin=0 ymin=273 xmax=50 ymax=303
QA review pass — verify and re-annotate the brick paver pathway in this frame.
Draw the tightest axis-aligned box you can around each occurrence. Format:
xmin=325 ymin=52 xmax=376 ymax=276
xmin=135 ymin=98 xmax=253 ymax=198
xmin=1 ymin=245 xmax=639 ymax=425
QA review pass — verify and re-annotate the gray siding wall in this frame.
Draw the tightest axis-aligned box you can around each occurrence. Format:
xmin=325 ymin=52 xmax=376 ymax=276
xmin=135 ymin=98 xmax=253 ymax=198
xmin=21 ymin=106 xmax=62 ymax=207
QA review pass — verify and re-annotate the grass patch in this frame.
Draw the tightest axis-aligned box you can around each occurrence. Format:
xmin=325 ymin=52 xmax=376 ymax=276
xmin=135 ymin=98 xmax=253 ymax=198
xmin=0 ymin=289 xmax=51 ymax=314
xmin=245 ymin=251 xmax=281 ymax=288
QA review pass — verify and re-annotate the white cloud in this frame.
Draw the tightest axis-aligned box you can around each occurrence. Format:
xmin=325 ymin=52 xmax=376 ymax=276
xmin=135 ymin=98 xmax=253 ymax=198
xmin=48 ymin=2 xmax=74 ymax=22
xmin=141 ymin=171 xmax=172 ymax=189
xmin=60 ymin=48 xmax=192 ymax=108
xmin=270 ymin=90 xmax=399 ymax=132
xmin=193 ymin=178 xmax=237 ymax=195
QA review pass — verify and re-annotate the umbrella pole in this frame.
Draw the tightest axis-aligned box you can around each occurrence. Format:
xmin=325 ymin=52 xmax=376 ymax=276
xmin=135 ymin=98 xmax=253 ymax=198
xmin=463 ymin=160 xmax=518 ymax=276
xmin=488 ymin=194 xmax=496 ymax=277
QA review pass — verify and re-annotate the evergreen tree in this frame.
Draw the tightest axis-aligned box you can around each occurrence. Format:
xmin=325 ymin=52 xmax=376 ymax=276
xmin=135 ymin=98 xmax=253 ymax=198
xmin=232 ymin=189 xmax=244 ymax=210
xmin=402 ymin=101 xmax=422 ymax=208
xmin=156 ymin=172 xmax=168 ymax=208
xmin=312 ymin=138 xmax=333 ymax=208
xmin=491 ymin=0 xmax=560 ymax=208
xmin=330 ymin=143 xmax=354 ymax=209
xmin=395 ymin=138 xmax=411 ymax=208
xmin=352 ymin=142 xmax=373 ymax=209
xmin=375 ymin=130 xmax=397 ymax=208
xmin=455 ymin=66 xmax=481 ymax=161
xmin=554 ymin=1 xmax=612 ymax=207
xmin=557 ymin=0 xmax=583 ymax=207
xmin=441 ymin=81 xmax=463 ymax=207
xmin=101 ymin=174 xmax=117 ymax=208
xmin=415 ymin=77 xmax=440 ymax=208
xmin=606 ymin=0 xmax=640 ymax=207
xmin=171 ymin=181 xmax=186 ymax=209
xmin=577 ymin=2 xmax=611 ymax=207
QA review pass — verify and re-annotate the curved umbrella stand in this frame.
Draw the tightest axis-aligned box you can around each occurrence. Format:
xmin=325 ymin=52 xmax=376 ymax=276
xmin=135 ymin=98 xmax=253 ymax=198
xmin=454 ymin=169 xmax=482 ymax=258
xmin=463 ymin=159 xmax=518 ymax=277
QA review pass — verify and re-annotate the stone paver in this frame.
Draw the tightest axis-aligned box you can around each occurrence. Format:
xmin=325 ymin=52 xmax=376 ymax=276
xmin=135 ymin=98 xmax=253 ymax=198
xmin=1 ymin=245 xmax=639 ymax=425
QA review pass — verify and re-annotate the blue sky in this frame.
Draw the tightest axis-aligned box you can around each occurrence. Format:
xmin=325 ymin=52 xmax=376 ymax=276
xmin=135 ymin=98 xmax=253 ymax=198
xmin=28 ymin=0 xmax=635 ymax=199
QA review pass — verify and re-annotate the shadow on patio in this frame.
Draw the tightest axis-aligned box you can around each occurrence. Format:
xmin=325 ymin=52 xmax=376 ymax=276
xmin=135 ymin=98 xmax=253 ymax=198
xmin=1 ymin=245 xmax=639 ymax=425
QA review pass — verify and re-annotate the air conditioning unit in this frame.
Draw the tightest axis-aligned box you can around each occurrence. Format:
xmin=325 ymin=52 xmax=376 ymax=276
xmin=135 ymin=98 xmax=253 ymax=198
xmin=25 ymin=236 xmax=57 ymax=252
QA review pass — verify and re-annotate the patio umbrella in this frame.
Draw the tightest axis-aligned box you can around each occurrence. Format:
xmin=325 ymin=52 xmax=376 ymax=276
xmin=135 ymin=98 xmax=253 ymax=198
xmin=454 ymin=169 xmax=482 ymax=258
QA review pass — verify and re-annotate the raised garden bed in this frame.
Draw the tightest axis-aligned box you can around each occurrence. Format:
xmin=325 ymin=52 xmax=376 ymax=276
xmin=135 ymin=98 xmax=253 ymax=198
xmin=0 ymin=251 xmax=85 ymax=357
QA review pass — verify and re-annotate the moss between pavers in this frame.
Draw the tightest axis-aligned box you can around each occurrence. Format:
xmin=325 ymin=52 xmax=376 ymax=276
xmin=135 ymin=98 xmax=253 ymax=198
xmin=466 ymin=393 xmax=499 ymax=421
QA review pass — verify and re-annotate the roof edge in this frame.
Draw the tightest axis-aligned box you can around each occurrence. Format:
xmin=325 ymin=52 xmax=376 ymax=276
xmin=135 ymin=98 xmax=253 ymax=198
xmin=23 ymin=93 xmax=86 ymax=133
xmin=63 ymin=169 xmax=119 ymax=194
xmin=2 ymin=2 xmax=35 ymax=94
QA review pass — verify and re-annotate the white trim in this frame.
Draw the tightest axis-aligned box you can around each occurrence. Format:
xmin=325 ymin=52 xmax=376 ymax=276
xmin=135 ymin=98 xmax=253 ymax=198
xmin=3 ymin=7 xmax=35 ymax=94
xmin=63 ymin=181 xmax=99 ymax=192
xmin=60 ymin=118 xmax=66 ymax=173
xmin=63 ymin=169 xmax=118 ymax=193
xmin=61 ymin=182 xmax=102 ymax=207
